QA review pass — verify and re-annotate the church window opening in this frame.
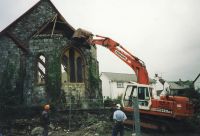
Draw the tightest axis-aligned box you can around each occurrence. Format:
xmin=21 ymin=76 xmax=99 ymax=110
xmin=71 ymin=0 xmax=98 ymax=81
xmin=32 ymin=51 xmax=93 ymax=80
xmin=37 ymin=55 xmax=46 ymax=85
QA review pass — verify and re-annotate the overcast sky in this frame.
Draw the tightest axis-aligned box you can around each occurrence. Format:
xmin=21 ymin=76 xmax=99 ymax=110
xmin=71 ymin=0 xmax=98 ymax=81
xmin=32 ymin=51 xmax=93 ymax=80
xmin=0 ymin=0 xmax=200 ymax=81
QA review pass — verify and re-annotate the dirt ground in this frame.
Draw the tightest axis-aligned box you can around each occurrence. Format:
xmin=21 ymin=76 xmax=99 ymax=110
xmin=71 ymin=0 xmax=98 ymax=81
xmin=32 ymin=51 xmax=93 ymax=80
xmin=48 ymin=126 xmax=200 ymax=136
xmin=1 ymin=110 xmax=199 ymax=136
xmin=1 ymin=118 xmax=199 ymax=136
xmin=45 ymin=124 xmax=200 ymax=136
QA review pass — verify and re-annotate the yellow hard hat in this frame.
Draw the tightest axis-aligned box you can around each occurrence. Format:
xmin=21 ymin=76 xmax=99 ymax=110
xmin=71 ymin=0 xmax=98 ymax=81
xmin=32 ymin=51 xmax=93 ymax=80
xmin=44 ymin=104 xmax=50 ymax=110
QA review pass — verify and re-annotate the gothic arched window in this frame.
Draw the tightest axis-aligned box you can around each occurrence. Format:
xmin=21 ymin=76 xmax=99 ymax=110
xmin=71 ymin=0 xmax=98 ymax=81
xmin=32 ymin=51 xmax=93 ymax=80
xmin=61 ymin=48 xmax=84 ymax=83
xmin=77 ymin=57 xmax=83 ymax=82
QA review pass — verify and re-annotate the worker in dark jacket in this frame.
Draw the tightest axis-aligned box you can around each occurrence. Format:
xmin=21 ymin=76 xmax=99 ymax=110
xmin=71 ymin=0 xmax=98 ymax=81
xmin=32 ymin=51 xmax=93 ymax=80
xmin=41 ymin=104 xmax=50 ymax=136
xmin=112 ymin=104 xmax=127 ymax=136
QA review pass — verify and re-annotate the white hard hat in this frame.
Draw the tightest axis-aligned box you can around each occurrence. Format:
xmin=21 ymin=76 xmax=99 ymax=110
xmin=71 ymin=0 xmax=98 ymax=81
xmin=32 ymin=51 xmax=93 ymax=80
xmin=116 ymin=104 xmax=121 ymax=109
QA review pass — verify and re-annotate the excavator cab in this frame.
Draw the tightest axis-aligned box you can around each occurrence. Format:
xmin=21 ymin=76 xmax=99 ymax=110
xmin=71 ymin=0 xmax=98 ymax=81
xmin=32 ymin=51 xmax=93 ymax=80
xmin=123 ymin=82 xmax=153 ymax=110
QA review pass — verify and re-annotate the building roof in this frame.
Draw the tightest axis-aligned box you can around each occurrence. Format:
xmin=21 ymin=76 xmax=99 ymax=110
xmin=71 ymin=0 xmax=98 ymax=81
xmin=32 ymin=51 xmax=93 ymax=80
xmin=168 ymin=82 xmax=190 ymax=90
xmin=101 ymin=72 xmax=137 ymax=82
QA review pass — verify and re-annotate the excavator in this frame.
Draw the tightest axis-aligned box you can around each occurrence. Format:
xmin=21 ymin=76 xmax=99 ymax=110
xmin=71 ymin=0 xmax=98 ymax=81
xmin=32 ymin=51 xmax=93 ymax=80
xmin=72 ymin=28 xmax=194 ymax=131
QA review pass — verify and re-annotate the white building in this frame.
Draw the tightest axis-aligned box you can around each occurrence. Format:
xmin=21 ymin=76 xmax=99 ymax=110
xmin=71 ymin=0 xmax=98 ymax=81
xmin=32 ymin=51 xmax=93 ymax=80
xmin=152 ymin=75 xmax=191 ymax=97
xmin=100 ymin=72 xmax=137 ymax=100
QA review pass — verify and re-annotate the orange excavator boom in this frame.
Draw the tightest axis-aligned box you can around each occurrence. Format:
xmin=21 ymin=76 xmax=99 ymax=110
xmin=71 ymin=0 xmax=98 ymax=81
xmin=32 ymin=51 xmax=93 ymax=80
xmin=73 ymin=29 xmax=149 ymax=84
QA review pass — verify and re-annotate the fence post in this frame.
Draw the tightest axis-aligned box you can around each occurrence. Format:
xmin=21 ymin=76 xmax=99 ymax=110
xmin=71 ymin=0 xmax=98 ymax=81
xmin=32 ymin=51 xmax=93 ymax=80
xmin=132 ymin=97 xmax=141 ymax=136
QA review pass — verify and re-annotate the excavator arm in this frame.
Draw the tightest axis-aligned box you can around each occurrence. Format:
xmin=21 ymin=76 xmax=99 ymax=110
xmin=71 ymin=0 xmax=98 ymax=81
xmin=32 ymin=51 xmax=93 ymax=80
xmin=91 ymin=35 xmax=149 ymax=84
xmin=73 ymin=28 xmax=149 ymax=84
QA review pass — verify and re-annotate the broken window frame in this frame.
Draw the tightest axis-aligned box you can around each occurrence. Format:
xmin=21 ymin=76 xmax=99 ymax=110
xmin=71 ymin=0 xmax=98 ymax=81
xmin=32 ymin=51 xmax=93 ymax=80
xmin=36 ymin=54 xmax=47 ymax=85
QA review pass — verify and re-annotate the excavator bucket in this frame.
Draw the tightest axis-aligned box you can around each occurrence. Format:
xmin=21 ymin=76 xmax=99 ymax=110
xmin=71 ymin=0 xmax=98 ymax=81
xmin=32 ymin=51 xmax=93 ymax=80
xmin=72 ymin=28 xmax=93 ymax=48
xmin=72 ymin=28 xmax=93 ymax=40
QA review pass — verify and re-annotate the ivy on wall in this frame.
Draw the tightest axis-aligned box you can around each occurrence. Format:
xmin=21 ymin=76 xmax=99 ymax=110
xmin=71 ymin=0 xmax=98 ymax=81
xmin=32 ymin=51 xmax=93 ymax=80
xmin=0 ymin=61 xmax=20 ymax=106
xmin=46 ymin=51 xmax=62 ymax=106
xmin=88 ymin=56 xmax=101 ymax=99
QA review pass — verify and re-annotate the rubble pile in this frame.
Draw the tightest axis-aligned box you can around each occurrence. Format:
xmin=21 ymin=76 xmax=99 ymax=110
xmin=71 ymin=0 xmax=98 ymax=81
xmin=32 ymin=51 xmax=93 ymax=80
xmin=50 ymin=121 xmax=112 ymax=136
xmin=1 ymin=108 xmax=200 ymax=136
xmin=0 ymin=110 xmax=113 ymax=136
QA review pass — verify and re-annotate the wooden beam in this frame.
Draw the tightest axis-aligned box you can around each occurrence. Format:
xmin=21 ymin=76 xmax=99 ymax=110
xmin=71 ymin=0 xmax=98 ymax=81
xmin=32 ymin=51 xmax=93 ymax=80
xmin=6 ymin=32 xmax=29 ymax=53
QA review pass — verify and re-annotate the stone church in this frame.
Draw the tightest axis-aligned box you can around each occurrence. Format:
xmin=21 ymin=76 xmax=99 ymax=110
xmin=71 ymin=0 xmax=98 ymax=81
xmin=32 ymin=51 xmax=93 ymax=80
xmin=0 ymin=0 xmax=101 ymax=107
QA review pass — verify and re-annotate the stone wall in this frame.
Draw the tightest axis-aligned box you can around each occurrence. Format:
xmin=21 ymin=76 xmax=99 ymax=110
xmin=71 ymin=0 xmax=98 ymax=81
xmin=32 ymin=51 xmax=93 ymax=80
xmin=24 ymin=34 xmax=101 ymax=106
xmin=0 ymin=36 xmax=21 ymax=105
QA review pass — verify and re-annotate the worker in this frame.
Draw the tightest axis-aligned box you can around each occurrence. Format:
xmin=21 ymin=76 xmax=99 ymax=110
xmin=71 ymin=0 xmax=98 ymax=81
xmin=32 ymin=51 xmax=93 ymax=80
xmin=112 ymin=104 xmax=127 ymax=136
xmin=41 ymin=104 xmax=50 ymax=136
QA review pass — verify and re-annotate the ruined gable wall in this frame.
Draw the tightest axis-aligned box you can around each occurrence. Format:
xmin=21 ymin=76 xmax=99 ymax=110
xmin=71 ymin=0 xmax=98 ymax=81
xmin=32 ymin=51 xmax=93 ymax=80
xmin=0 ymin=0 xmax=101 ymax=107
xmin=0 ymin=1 xmax=57 ymax=106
